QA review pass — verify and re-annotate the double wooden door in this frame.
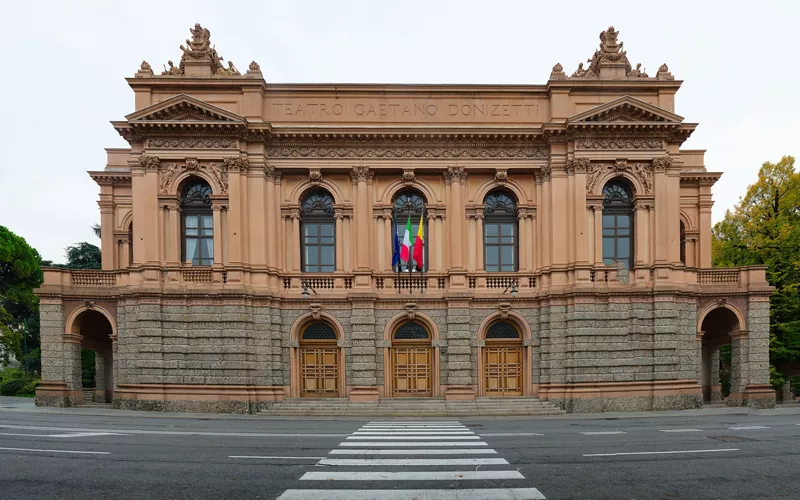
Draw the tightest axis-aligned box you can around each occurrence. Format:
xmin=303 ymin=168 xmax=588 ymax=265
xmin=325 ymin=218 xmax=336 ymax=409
xmin=300 ymin=346 xmax=340 ymax=397
xmin=391 ymin=346 xmax=433 ymax=397
xmin=483 ymin=345 xmax=523 ymax=396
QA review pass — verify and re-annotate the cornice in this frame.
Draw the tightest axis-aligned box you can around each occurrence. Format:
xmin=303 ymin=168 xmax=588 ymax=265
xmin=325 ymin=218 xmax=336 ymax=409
xmin=680 ymin=171 xmax=723 ymax=185
xmin=88 ymin=170 xmax=132 ymax=186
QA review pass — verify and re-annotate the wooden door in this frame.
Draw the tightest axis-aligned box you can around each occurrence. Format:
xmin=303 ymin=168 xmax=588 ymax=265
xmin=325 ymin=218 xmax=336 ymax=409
xmin=392 ymin=347 xmax=432 ymax=397
xmin=483 ymin=346 xmax=522 ymax=396
xmin=300 ymin=347 xmax=340 ymax=397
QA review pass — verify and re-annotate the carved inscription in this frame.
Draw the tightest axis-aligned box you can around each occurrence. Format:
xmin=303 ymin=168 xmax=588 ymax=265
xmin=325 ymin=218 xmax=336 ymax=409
xmin=268 ymin=100 xmax=540 ymax=120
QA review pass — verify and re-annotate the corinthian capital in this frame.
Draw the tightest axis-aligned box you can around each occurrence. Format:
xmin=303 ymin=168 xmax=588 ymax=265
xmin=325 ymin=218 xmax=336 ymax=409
xmin=138 ymin=155 xmax=160 ymax=171
xmin=445 ymin=166 xmax=467 ymax=184
xmin=351 ymin=166 xmax=373 ymax=183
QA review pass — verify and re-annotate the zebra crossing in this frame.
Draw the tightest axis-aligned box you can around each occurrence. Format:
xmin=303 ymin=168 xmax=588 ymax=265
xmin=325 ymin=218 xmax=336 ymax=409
xmin=276 ymin=420 xmax=546 ymax=500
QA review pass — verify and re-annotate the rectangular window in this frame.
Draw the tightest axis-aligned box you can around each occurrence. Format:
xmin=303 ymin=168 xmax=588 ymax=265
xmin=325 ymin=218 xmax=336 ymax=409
xmin=303 ymin=222 xmax=335 ymax=273
xmin=484 ymin=222 xmax=517 ymax=272
xmin=183 ymin=214 xmax=213 ymax=266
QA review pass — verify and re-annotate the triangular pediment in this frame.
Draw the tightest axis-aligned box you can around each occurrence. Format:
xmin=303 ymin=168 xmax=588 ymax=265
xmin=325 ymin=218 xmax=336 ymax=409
xmin=568 ymin=96 xmax=683 ymax=124
xmin=126 ymin=94 xmax=245 ymax=123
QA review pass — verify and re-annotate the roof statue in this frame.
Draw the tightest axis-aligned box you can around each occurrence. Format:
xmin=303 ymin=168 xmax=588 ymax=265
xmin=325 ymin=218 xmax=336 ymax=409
xmin=135 ymin=60 xmax=154 ymax=78
xmin=550 ymin=63 xmax=566 ymax=80
xmin=571 ymin=26 xmax=668 ymax=80
xmin=143 ymin=23 xmax=248 ymax=77
xmin=656 ymin=63 xmax=675 ymax=80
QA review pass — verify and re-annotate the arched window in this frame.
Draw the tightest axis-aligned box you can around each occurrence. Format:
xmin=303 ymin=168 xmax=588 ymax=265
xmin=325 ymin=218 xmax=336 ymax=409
xmin=301 ymin=322 xmax=337 ymax=341
xmin=393 ymin=321 xmax=430 ymax=340
xmin=680 ymin=220 xmax=686 ymax=265
xmin=393 ymin=191 xmax=427 ymax=272
xmin=485 ymin=321 xmax=521 ymax=340
xmin=483 ymin=191 xmax=518 ymax=272
xmin=602 ymin=179 xmax=633 ymax=269
xmin=181 ymin=178 xmax=213 ymax=266
xmin=301 ymin=189 xmax=336 ymax=273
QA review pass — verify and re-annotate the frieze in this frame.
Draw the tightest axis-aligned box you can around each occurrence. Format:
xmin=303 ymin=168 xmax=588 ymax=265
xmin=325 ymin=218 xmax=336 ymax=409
xmin=576 ymin=139 xmax=663 ymax=150
xmin=146 ymin=138 xmax=238 ymax=149
xmin=265 ymin=145 xmax=547 ymax=160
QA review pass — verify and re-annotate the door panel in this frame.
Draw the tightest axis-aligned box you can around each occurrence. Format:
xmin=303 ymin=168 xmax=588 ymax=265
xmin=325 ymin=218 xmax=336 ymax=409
xmin=392 ymin=347 xmax=432 ymax=397
xmin=483 ymin=346 xmax=522 ymax=396
xmin=300 ymin=347 xmax=340 ymax=397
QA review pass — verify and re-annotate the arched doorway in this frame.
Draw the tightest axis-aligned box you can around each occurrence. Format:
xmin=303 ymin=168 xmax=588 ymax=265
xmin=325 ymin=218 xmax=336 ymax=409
xmin=68 ymin=308 xmax=115 ymax=403
xmin=481 ymin=320 xmax=524 ymax=396
xmin=699 ymin=305 xmax=745 ymax=403
xmin=390 ymin=321 xmax=434 ymax=397
xmin=298 ymin=321 xmax=341 ymax=397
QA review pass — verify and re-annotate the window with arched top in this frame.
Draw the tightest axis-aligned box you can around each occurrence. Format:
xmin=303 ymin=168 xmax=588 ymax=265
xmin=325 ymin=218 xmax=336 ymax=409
xmin=393 ymin=190 xmax=427 ymax=272
xmin=181 ymin=178 xmax=213 ymax=266
xmin=393 ymin=321 xmax=430 ymax=340
xmin=301 ymin=322 xmax=337 ymax=341
xmin=485 ymin=321 xmax=521 ymax=340
xmin=483 ymin=191 xmax=518 ymax=272
xmin=127 ymin=223 xmax=134 ymax=266
xmin=602 ymin=179 xmax=633 ymax=269
xmin=301 ymin=189 xmax=336 ymax=273
xmin=680 ymin=220 xmax=686 ymax=265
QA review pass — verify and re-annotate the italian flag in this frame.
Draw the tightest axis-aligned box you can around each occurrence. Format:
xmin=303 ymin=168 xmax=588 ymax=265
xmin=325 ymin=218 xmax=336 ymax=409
xmin=399 ymin=216 xmax=412 ymax=262
xmin=412 ymin=214 xmax=424 ymax=268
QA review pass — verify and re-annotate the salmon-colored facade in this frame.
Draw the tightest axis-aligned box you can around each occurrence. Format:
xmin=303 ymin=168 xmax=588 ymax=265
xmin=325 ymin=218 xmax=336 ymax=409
xmin=35 ymin=25 xmax=775 ymax=413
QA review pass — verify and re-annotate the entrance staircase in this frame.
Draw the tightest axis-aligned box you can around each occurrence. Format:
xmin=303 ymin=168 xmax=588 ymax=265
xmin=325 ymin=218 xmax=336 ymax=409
xmin=258 ymin=397 xmax=565 ymax=417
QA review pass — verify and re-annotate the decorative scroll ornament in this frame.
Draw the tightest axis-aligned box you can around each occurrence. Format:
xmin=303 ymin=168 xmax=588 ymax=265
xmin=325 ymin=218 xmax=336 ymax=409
xmin=266 ymin=144 xmax=547 ymax=160
xmin=497 ymin=302 xmax=512 ymax=320
xmin=402 ymin=169 xmax=415 ymax=185
xmin=309 ymin=168 xmax=322 ymax=183
xmin=716 ymin=297 xmax=727 ymax=307
xmin=146 ymin=138 xmax=237 ymax=149
xmin=540 ymin=163 xmax=552 ymax=181
xmin=309 ymin=303 xmax=322 ymax=320
xmin=656 ymin=63 xmax=674 ymax=80
xmin=84 ymin=300 xmax=96 ymax=310
xmin=652 ymin=155 xmax=672 ymax=172
xmin=445 ymin=166 xmax=467 ymax=184
xmin=495 ymin=169 xmax=508 ymax=184
xmin=576 ymin=139 xmax=663 ymax=150
xmin=585 ymin=161 xmax=653 ymax=194
xmin=550 ymin=63 xmax=566 ymax=79
xmin=351 ymin=166 xmax=373 ymax=182
xmin=158 ymin=159 xmax=229 ymax=194
xmin=138 ymin=155 xmax=160 ymax=171
xmin=223 ymin=156 xmax=249 ymax=173
xmin=264 ymin=165 xmax=277 ymax=181
xmin=247 ymin=61 xmax=261 ymax=74
xmin=566 ymin=157 xmax=591 ymax=174
xmin=405 ymin=303 xmax=418 ymax=321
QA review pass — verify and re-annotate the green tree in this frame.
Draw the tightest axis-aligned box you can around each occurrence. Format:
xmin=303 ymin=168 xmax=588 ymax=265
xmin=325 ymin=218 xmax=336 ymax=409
xmin=65 ymin=242 xmax=101 ymax=270
xmin=0 ymin=226 xmax=44 ymax=364
xmin=712 ymin=156 xmax=800 ymax=387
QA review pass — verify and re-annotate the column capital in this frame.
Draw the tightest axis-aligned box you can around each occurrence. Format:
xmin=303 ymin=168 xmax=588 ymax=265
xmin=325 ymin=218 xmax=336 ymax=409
xmin=351 ymin=166 xmax=373 ymax=183
xmin=444 ymin=166 xmax=467 ymax=184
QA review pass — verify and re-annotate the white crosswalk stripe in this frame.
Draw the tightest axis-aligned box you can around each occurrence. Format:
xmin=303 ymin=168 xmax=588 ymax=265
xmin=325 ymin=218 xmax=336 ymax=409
xmin=276 ymin=420 xmax=547 ymax=499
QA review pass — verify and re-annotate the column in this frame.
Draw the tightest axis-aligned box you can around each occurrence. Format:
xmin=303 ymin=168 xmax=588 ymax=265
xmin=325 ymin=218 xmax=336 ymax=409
xmin=541 ymin=173 xmax=552 ymax=268
xmin=573 ymin=166 xmax=588 ymax=264
xmin=653 ymin=165 xmax=668 ymax=264
xmin=383 ymin=210 xmax=393 ymax=272
xmin=467 ymin=213 xmax=477 ymax=271
xmin=248 ymin=169 xmax=267 ymax=266
xmin=158 ymin=204 xmax=166 ymax=264
xmin=729 ymin=330 xmax=750 ymax=397
xmin=445 ymin=167 xmax=466 ymax=270
xmin=99 ymin=198 xmax=114 ymax=270
xmin=284 ymin=214 xmax=293 ymax=271
xmin=434 ymin=213 xmax=444 ymax=272
xmin=475 ymin=213 xmax=484 ymax=271
xmin=212 ymin=205 xmax=223 ymax=266
xmin=550 ymin=164 xmax=568 ymax=267
xmin=699 ymin=200 xmax=713 ymax=268
xmin=62 ymin=334 xmax=83 ymax=404
xmin=376 ymin=212 xmax=386 ymax=272
xmin=343 ymin=215 xmax=352 ymax=271
xmin=265 ymin=168 xmax=278 ymax=269
xmin=335 ymin=212 xmax=345 ymax=271
xmin=227 ymin=169 xmax=244 ymax=266
xmin=517 ymin=210 xmax=528 ymax=272
xmin=635 ymin=204 xmax=648 ymax=266
xmin=110 ymin=334 xmax=118 ymax=404
xmin=710 ymin=346 xmax=722 ymax=402
xmin=593 ymin=204 xmax=604 ymax=266
xmin=167 ymin=205 xmax=180 ymax=265
xmin=587 ymin=207 xmax=595 ymax=264
xmin=291 ymin=210 xmax=301 ymax=272
xmin=94 ymin=352 xmax=105 ymax=403
xmin=351 ymin=167 xmax=373 ymax=271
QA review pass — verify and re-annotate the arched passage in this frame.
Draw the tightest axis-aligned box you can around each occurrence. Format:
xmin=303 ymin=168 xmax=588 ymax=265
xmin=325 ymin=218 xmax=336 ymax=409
xmin=699 ymin=305 xmax=746 ymax=403
xmin=66 ymin=308 xmax=115 ymax=403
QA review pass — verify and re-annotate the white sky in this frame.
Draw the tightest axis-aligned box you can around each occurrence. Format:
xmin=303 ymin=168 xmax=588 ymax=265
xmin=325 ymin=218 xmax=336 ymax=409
xmin=1 ymin=0 xmax=798 ymax=262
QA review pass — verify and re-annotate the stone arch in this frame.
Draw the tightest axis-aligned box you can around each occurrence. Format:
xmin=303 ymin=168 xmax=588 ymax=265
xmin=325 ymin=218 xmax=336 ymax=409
xmin=289 ymin=178 xmax=346 ymax=206
xmin=473 ymin=179 xmax=529 ymax=206
xmin=696 ymin=302 xmax=746 ymax=334
xmin=289 ymin=312 xmax=346 ymax=398
xmin=119 ymin=210 xmax=133 ymax=233
xmin=476 ymin=311 xmax=535 ymax=397
xmin=65 ymin=304 xmax=117 ymax=338
xmin=171 ymin=171 xmax=224 ymax=197
xmin=380 ymin=178 xmax=438 ymax=205
xmin=591 ymin=171 xmax=645 ymax=198
xmin=679 ymin=210 xmax=694 ymax=231
xmin=382 ymin=311 xmax=441 ymax=398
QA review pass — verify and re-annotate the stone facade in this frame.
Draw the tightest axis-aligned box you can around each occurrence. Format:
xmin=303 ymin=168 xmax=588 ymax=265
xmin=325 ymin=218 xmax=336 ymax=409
xmin=34 ymin=25 xmax=775 ymax=413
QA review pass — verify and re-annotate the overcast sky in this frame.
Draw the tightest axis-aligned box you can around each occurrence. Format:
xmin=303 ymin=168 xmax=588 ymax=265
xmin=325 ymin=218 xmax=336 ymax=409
xmin=1 ymin=1 xmax=797 ymax=262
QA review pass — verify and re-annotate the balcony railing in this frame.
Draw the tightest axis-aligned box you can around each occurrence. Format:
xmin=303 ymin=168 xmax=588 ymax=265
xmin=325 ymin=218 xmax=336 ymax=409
xmin=70 ymin=270 xmax=117 ymax=287
xmin=698 ymin=269 xmax=741 ymax=285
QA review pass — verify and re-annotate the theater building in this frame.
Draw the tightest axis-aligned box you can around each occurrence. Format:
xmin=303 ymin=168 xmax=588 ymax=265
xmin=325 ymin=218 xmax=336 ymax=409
xmin=35 ymin=25 xmax=775 ymax=414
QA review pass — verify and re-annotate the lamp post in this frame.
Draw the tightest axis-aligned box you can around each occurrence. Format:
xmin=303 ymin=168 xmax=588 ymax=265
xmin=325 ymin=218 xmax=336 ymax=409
xmin=301 ymin=280 xmax=317 ymax=300
xmin=502 ymin=280 xmax=518 ymax=297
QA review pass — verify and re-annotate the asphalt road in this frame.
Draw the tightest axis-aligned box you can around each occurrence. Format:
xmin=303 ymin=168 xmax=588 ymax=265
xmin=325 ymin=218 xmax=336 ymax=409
xmin=0 ymin=398 xmax=798 ymax=499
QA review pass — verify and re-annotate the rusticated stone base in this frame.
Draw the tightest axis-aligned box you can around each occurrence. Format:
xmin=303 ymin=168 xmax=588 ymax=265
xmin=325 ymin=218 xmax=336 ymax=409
xmin=111 ymin=384 xmax=285 ymax=414
xmin=541 ymin=380 xmax=703 ymax=413
xmin=728 ymin=385 xmax=776 ymax=409
xmin=114 ymin=398 xmax=258 ymax=414
xmin=35 ymin=382 xmax=84 ymax=408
